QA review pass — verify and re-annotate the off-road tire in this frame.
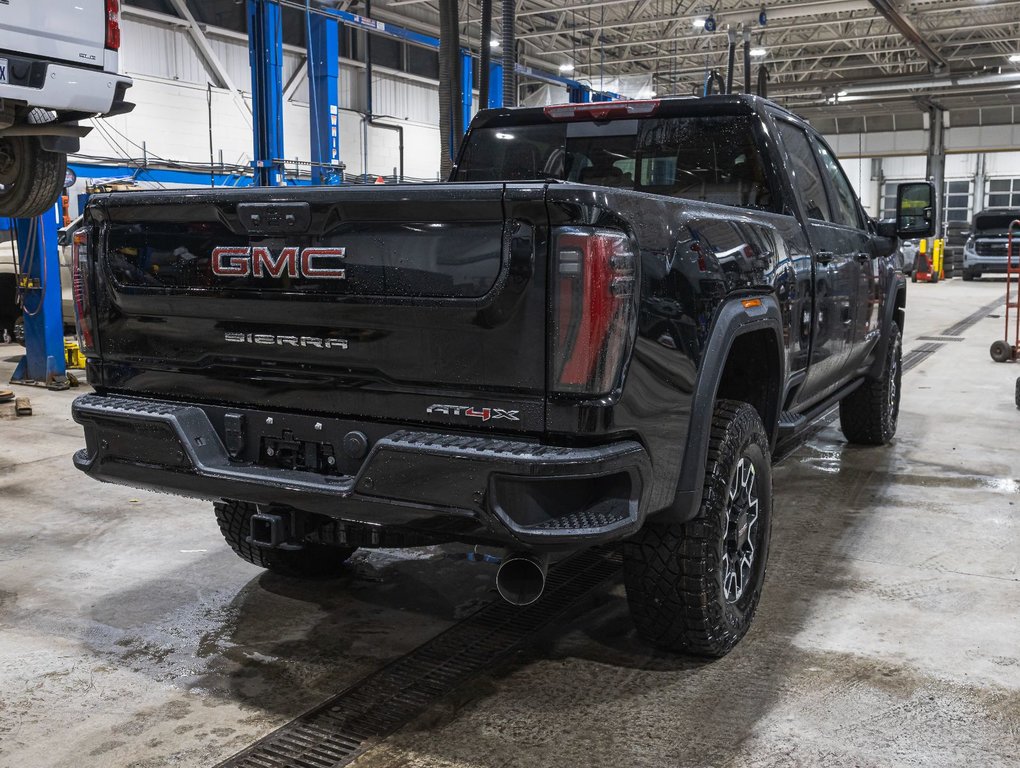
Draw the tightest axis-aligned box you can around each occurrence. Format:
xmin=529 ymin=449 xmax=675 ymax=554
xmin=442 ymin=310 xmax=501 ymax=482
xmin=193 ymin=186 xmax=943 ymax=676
xmin=0 ymin=136 xmax=67 ymax=219
xmin=839 ymin=323 xmax=902 ymax=445
xmin=623 ymin=400 xmax=773 ymax=657
xmin=214 ymin=499 xmax=356 ymax=578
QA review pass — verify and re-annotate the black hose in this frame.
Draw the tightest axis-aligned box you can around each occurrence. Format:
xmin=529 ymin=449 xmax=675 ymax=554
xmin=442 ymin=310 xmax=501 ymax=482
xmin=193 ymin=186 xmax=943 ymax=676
xmin=365 ymin=0 xmax=373 ymax=118
xmin=757 ymin=64 xmax=770 ymax=98
xmin=450 ymin=3 xmax=462 ymax=141
xmin=704 ymin=69 xmax=724 ymax=96
xmin=501 ymin=0 xmax=515 ymax=107
xmin=726 ymin=30 xmax=736 ymax=95
xmin=438 ymin=0 xmax=459 ymax=177
xmin=479 ymin=0 xmax=492 ymax=109
xmin=743 ymin=36 xmax=751 ymax=94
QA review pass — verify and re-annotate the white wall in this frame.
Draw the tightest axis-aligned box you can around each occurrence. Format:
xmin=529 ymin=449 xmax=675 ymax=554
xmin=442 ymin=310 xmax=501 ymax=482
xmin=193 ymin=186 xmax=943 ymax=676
xmin=828 ymin=126 xmax=1020 ymax=218
xmin=76 ymin=15 xmax=441 ymax=183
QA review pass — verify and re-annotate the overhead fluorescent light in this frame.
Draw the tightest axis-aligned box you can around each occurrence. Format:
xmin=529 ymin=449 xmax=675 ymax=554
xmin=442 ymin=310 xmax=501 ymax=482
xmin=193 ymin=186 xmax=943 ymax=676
xmin=692 ymin=18 xmax=706 ymax=28
xmin=1010 ymin=53 xmax=1020 ymax=63
xmin=837 ymin=90 xmax=848 ymax=97
xmin=750 ymin=47 xmax=767 ymax=57
xmin=559 ymin=63 xmax=575 ymax=73
xmin=490 ymin=38 xmax=500 ymax=49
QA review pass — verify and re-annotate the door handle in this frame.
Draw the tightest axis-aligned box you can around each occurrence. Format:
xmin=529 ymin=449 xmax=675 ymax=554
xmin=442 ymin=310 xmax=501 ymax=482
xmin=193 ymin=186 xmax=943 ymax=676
xmin=856 ymin=252 xmax=872 ymax=263
xmin=816 ymin=250 xmax=835 ymax=265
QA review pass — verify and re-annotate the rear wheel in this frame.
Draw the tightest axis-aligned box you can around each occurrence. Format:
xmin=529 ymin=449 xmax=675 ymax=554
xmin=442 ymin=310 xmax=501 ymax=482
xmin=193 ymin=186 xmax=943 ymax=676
xmin=624 ymin=400 xmax=773 ymax=657
xmin=0 ymin=136 xmax=67 ymax=219
xmin=214 ymin=499 xmax=357 ymax=578
xmin=839 ymin=323 xmax=902 ymax=445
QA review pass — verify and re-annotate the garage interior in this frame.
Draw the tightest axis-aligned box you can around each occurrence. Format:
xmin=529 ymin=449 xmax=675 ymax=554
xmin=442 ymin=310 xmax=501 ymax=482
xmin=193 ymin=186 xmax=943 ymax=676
xmin=2 ymin=1 xmax=1020 ymax=767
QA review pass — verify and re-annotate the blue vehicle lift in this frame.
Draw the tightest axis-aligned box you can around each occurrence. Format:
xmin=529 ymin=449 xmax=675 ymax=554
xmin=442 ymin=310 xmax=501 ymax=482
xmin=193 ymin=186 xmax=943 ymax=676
xmin=9 ymin=205 xmax=67 ymax=389
xmin=244 ymin=0 xmax=617 ymax=188
xmin=307 ymin=11 xmax=342 ymax=185
xmin=247 ymin=0 xmax=286 ymax=186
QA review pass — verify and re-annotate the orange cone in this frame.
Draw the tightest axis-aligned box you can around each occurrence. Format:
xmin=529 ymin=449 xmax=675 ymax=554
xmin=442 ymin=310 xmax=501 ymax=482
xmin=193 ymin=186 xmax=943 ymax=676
xmin=375 ymin=175 xmax=385 ymax=184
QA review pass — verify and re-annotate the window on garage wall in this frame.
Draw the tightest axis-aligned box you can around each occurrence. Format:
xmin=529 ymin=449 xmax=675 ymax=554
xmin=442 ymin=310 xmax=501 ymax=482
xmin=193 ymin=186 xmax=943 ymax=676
xmin=407 ymin=45 xmax=439 ymax=80
xmin=370 ymin=35 xmax=403 ymax=70
xmin=943 ymin=180 xmax=972 ymax=223
xmin=987 ymin=179 xmax=1020 ymax=209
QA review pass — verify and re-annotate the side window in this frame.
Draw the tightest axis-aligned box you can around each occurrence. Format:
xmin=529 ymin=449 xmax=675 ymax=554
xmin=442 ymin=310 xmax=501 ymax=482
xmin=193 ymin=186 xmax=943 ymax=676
xmin=776 ymin=120 xmax=831 ymax=222
xmin=815 ymin=141 xmax=864 ymax=230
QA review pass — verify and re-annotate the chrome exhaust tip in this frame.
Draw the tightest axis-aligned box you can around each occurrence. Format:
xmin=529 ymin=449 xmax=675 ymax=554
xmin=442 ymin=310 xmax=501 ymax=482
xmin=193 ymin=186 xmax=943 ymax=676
xmin=495 ymin=552 xmax=548 ymax=606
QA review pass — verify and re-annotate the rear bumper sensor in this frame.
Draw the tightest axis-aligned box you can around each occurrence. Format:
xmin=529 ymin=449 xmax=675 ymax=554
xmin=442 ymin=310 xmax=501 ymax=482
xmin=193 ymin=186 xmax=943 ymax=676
xmin=71 ymin=393 xmax=651 ymax=547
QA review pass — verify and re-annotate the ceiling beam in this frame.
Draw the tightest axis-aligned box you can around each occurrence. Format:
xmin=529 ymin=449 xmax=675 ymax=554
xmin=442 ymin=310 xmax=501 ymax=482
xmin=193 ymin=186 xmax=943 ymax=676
xmin=867 ymin=0 xmax=948 ymax=69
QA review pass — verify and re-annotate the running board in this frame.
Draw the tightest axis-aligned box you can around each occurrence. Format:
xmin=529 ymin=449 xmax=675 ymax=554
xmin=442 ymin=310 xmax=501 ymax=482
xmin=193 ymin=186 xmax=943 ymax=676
xmin=777 ymin=378 xmax=864 ymax=437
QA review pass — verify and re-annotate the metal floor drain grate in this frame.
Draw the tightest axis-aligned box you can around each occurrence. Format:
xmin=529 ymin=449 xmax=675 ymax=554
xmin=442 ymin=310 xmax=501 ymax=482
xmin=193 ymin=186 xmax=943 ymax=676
xmin=902 ymin=341 xmax=942 ymax=371
xmin=940 ymin=297 xmax=1003 ymax=337
xmin=918 ymin=335 xmax=965 ymax=342
xmin=213 ymin=547 xmax=623 ymax=768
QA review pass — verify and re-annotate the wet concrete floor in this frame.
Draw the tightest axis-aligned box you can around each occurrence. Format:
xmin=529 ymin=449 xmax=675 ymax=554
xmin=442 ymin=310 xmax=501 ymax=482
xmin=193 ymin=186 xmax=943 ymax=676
xmin=0 ymin=279 xmax=1018 ymax=767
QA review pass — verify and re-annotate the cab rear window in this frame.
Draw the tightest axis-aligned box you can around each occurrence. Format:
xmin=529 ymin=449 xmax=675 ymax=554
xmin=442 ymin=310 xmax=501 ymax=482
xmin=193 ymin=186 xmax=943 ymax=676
xmin=455 ymin=115 xmax=775 ymax=211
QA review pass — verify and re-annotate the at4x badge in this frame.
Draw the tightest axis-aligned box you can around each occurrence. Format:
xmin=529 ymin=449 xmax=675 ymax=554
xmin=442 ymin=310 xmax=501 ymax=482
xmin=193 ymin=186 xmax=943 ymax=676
xmin=426 ymin=404 xmax=520 ymax=422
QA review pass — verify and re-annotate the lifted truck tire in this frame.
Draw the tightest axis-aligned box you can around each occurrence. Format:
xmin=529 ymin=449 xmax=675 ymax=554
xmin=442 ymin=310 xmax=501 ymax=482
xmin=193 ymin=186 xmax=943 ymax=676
xmin=839 ymin=324 xmax=902 ymax=445
xmin=0 ymin=136 xmax=68 ymax=220
xmin=214 ymin=499 xmax=357 ymax=578
xmin=623 ymin=400 xmax=773 ymax=657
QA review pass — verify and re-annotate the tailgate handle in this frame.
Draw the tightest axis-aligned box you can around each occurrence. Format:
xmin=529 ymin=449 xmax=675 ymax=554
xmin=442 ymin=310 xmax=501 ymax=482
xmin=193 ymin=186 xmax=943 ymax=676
xmin=237 ymin=202 xmax=311 ymax=235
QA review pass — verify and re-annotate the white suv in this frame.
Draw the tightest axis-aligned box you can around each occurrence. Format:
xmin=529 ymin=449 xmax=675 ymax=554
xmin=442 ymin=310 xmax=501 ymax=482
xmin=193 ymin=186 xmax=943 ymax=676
xmin=0 ymin=0 xmax=133 ymax=218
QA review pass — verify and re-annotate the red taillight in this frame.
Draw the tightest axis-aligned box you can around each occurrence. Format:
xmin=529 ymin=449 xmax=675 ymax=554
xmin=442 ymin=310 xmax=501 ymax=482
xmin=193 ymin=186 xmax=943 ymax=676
xmin=71 ymin=229 xmax=96 ymax=353
xmin=544 ymin=100 xmax=660 ymax=121
xmin=552 ymin=228 xmax=637 ymax=395
xmin=105 ymin=0 xmax=121 ymax=51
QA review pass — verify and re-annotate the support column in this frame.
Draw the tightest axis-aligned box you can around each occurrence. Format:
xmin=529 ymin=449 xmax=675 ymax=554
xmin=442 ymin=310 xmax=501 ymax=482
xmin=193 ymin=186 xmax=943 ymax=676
xmin=926 ymin=104 xmax=946 ymax=241
xmin=461 ymin=49 xmax=474 ymax=134
xmin=247 ymin=0 xmax=285 ymax=186
xmin=11 ymin=206 xmax=66 ymax=388
xmin=487 ymin=63 xmax=503 ymax=108
xmin=973 ymin=153 xmax=986 ymax=216
xmin=308 ymin=13 xmax=341 ymax=185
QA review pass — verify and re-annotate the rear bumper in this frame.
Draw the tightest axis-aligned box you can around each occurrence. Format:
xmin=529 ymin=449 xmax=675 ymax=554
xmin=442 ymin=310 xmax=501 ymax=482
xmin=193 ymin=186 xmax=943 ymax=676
xmin=72 ymin=393 xmax=651 ymax=548
xmin=0 ymin=56 xmax=133 ymax=115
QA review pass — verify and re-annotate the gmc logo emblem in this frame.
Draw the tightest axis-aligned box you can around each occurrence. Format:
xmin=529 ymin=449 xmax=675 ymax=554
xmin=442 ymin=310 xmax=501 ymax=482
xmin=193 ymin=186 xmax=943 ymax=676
xmin=211 ymin=246 xmax=346 ymax=280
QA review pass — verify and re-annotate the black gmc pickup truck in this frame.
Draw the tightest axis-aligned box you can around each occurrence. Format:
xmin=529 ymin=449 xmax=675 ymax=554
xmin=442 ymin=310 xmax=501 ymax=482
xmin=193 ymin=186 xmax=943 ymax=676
xmin=70 ymin=95 xmax=934 ymax=657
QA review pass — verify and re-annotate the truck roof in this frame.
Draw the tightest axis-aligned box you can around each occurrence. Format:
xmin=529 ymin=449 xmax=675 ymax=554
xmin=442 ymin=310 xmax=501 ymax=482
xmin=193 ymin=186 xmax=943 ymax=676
xmin=471 ymin=94 xmax=795 ymax=130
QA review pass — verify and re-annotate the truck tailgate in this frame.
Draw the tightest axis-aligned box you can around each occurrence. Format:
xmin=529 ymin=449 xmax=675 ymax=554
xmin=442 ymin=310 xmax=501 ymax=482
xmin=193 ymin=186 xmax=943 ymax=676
xmin=86 ymin=184 xmax=548 ymax=434
xmin=0 ymin=0 xmax=106 ymax=67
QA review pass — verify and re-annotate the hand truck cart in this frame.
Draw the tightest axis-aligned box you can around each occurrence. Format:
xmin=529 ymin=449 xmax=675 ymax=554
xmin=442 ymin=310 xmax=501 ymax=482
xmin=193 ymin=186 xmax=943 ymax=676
xmin=990 ymin=219 xmax=1020 ymax=362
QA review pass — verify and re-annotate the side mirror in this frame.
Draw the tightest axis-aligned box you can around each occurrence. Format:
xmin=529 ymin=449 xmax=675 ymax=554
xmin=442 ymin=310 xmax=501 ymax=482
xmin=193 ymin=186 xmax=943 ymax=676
xmin=896 ymin=182 xmax=936 ymax=238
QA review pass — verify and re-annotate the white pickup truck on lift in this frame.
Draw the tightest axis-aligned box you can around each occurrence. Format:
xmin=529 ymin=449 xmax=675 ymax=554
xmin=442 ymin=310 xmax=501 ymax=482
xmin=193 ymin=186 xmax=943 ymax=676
xmin=0 ymin=0 xmax=133 ymax=218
